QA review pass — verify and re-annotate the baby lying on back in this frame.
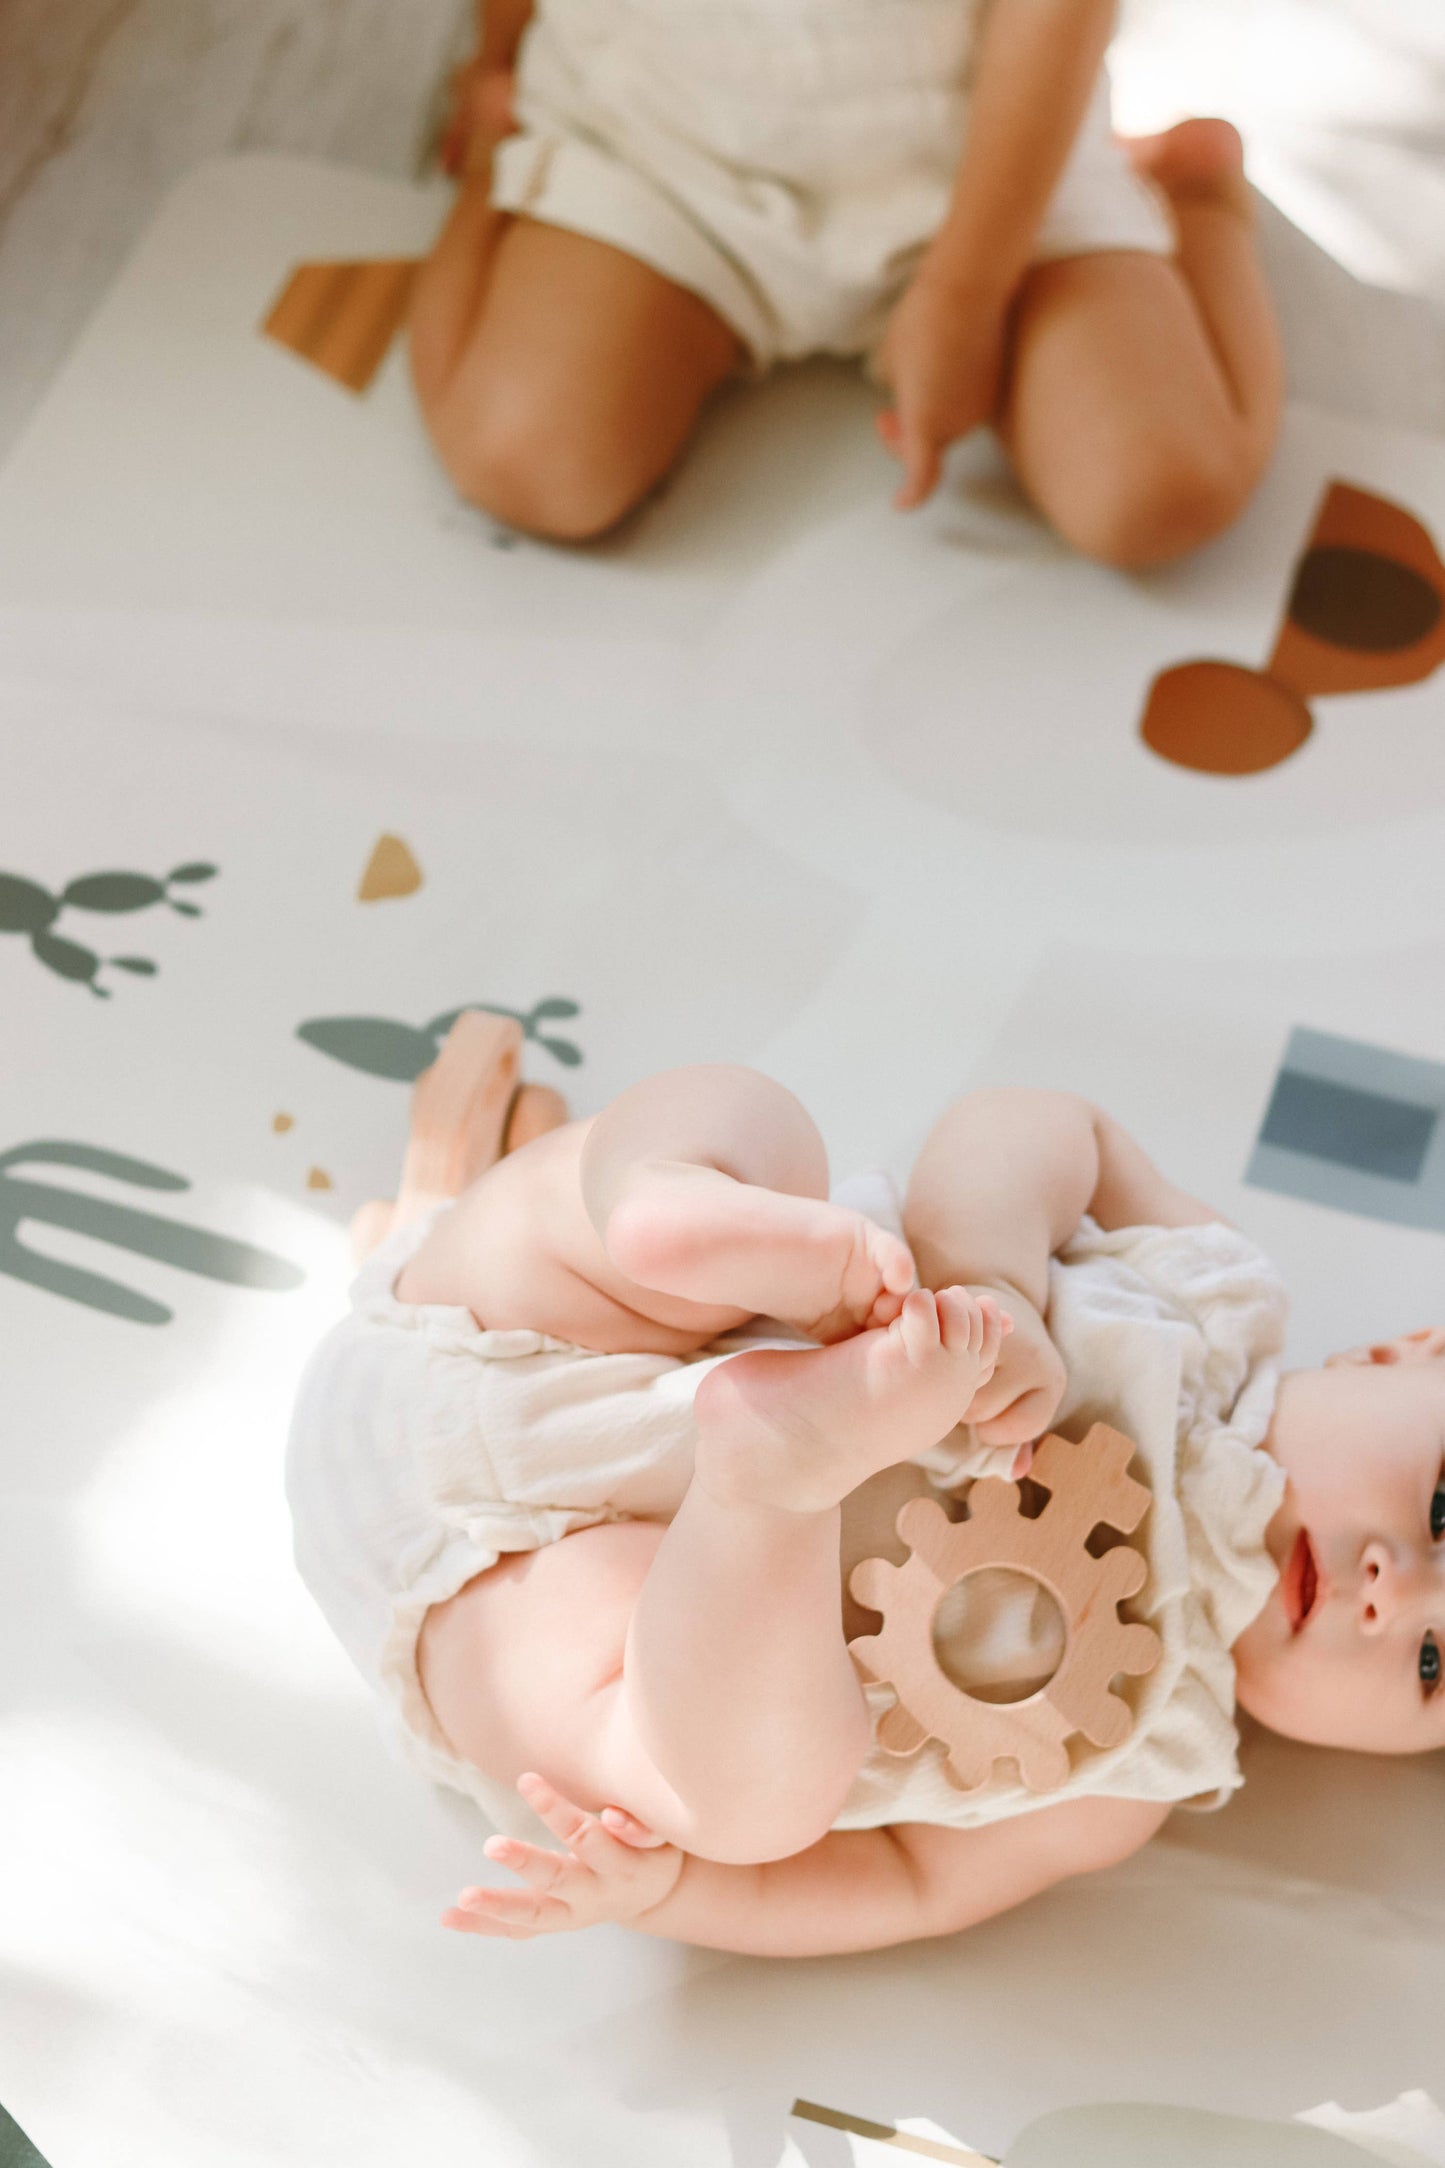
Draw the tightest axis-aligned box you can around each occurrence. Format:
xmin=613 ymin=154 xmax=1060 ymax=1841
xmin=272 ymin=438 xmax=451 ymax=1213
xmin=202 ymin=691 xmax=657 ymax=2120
xmin=288 ymin=1034 xmax=1444 ymax=1954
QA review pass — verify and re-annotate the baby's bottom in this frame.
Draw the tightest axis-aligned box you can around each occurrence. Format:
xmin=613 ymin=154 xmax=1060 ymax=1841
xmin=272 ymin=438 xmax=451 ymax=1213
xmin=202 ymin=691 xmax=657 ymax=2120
xmin=410 ymin=1062 xmax=1006 ymax=1862
xmin=409 ymin=123 xmax=1281 ymax=568
xmin=420 ymin=1293 xmax=1006 ymax=1862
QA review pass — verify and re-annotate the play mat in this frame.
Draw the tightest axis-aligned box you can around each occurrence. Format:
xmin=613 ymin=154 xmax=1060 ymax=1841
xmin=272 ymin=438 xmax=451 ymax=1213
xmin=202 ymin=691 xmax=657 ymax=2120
xmin=0 ymin=155 xmax=1442 ymax=2167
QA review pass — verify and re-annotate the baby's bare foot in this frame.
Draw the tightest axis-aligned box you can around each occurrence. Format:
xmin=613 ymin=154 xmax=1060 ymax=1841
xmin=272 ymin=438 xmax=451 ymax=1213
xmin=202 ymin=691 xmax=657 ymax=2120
xmin=782 ymin=1199 xmax=918 ymax=1343
xmin=604 ymin=1166 xmax=915 ymax=1339
xmin=694 ymin=1287 xmax=1011 ymax=1514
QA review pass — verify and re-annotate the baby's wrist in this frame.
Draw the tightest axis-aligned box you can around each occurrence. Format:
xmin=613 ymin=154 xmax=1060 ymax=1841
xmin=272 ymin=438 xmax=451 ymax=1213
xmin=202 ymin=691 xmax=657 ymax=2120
xmin=966 ymin=1273 xmax=1037 ymax=1328
xmin=914 ymin=232 xmax=1020 ymax=313
xmin=631 ymin=1847 xmax=688 ymax=1926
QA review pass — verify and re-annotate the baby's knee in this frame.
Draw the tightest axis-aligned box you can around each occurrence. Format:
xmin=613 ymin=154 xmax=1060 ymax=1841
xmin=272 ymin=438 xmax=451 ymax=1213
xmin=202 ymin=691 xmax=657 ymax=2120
xmin=429 ymin=385 xmax=647 ymax=543
xmin=679 ymin=1705 xmax=872 ymax=1865
xmin=1065 ymin=433 xmax=1255 ymax=570
xmin=686 ymin=1772 xmax=861 ymax=1866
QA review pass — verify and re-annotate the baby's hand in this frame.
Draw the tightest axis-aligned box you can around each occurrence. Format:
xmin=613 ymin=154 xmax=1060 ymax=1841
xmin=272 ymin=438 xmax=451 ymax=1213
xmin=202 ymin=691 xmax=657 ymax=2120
xmin=958 ymin=1282 xmax=1066 ymax=1448
xmin=440 ymin=56 xmax=518 ymax=174
xmin=874 ymin=266 xmax=1010 ymax=509
xmin=442 ymin=1774 xmax=684 ymax=1941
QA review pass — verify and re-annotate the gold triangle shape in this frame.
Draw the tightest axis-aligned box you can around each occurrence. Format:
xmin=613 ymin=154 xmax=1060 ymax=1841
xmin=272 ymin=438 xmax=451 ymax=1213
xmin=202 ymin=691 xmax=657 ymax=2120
xmin=358 ymin=833 xmax=423 ymax=902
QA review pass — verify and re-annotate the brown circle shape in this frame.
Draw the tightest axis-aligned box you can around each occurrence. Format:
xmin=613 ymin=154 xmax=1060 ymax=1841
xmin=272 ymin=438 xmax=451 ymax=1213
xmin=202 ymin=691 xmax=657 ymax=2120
xmin=1140 ymin=660 xmax=1313 ymax=776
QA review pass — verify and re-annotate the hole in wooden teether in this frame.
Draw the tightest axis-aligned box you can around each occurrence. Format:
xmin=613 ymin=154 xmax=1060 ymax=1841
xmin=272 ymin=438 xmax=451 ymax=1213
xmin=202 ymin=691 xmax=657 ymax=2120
xmin=931 ymin=1569 xmax=1067 ymax=1704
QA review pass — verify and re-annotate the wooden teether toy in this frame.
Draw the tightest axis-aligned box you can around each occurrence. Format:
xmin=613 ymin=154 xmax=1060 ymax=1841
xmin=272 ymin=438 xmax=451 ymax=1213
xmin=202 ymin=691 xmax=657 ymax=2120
xmin=848 ymin=1424 xmax=1163 ymax=1794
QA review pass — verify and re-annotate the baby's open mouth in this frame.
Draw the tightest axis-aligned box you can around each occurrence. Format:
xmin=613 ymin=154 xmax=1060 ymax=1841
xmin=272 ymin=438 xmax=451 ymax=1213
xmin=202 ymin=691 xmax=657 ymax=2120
xmin=1282 ymin=1529 xmax=1320 ymax=1633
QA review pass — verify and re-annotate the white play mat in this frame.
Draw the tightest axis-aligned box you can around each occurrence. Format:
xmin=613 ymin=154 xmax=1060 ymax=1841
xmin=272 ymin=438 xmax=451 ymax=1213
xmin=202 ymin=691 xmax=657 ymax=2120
xmin=0 ymin=155 xmax=1441 ymax=2168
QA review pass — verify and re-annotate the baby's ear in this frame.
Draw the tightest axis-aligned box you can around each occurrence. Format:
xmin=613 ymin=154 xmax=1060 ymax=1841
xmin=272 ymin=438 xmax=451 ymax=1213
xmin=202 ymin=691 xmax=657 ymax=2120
xmin=1326 ymin=1326 xmax=1445 ymax=1368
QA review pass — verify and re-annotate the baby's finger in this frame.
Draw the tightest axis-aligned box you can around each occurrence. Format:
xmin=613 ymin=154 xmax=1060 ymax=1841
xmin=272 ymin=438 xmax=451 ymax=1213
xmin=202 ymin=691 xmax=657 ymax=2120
xmin=517 ymin=1773 xmax=641 ymax=1876
xmin=516 ymin=1771 xmax=597 ymax=1848
xmin=443 ymin=1884 xmax=567 ymax=1938
xmin=934 ymin=1284 xmax=974 ymax=1353
xmin=864 ymin=1285 xmax=909 ymax=1332
xmin=483 ymin=1833 xmax=568 ymax=1890
xmin=979 ymin=1296 xmax=1011 ymax=1362
xmin=975 ymin=1379 xmax=1061 ymax=1449
xmin=441 ymin=1907 xmax=533 ymax=1939
xmin=892 ymin=416 xmax=942 ymax=511
xmin=599 ymin=1805 xmax=668 ymax=1849
xmin=881 ymin=1234 xmax=918 ymax=1296
xmin=456 ymin=1883 xmax=548 ymax=1918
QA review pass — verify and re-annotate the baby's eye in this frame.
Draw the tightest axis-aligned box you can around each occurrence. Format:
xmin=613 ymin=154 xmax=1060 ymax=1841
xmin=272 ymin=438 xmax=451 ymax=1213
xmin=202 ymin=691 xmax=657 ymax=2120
xmin=1422 ymin=1632 xmax=1442 ymax=1698
xmin=1431 ymin=1477 xmax=1445 ymax=1543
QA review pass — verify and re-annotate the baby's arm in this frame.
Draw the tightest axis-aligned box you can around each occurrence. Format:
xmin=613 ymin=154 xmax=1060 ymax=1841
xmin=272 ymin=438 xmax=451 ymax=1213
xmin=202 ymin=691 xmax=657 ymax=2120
xmin=930 ymin=0 xmax=1119 ymax=306
xmin=876 ymin=0 xmax=1118 ymax=504
xmin=908 ymin=1091 xmax=1220 ymax=1443
xmin=446 ymin=1775 xmax=1167 ymax=1957
xmin=442 ymin=0 xmax=535 ymax=171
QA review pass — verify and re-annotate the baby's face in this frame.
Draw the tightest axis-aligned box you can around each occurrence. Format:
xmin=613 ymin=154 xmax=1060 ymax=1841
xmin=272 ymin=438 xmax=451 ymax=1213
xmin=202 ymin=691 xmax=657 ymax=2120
xmin=1232 ymin=1329 xmax=1445 ymax=1755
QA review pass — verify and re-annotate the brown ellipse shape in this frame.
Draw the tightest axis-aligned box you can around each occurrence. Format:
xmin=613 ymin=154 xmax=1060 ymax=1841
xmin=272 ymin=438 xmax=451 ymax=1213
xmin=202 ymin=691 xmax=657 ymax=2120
xmin=1287 ymin=545 xmax=1443 ymax=654
xmin=1140 ymin=660 xmax=1313 ymax=776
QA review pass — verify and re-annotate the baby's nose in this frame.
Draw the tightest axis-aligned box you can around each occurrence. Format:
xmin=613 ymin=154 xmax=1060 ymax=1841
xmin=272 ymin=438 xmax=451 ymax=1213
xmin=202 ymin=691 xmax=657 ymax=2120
xmin=1359 ymin=1541 xmax=1427 ymax=1633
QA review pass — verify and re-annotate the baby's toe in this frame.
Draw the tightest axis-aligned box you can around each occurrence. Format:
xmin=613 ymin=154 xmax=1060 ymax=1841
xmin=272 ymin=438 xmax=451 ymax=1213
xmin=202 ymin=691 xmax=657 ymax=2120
xmin=897 ymin=1287 xmax=942 ymax=1362
xmin=937 ymin=1285 xmax=982 ymax=1355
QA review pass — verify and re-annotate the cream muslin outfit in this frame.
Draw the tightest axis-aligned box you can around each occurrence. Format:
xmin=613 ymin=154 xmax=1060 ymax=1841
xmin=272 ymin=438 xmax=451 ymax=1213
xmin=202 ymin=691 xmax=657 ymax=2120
xmin=286 ymin=1177 xmax=1285 ymax=1844
xmin=489 ymin=0 xmax=1175 ymax=367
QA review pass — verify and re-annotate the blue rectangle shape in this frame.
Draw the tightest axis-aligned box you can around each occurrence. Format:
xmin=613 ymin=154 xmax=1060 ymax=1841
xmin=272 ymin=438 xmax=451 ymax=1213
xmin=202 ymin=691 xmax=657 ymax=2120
xmin=1259 ymin=1069 xmax=1437 ymax=1185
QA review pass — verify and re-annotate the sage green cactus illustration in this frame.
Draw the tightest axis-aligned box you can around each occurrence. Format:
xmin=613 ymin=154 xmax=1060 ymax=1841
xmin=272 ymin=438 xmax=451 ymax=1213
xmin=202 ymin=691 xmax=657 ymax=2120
xmin=297 ymin=997 xmax=583 ymax=1080
xmin=0 ymin=861 xmax=217 ymax=996
xmin=0 ymin=1140 xmax=303 ymax=1324
xmin=0 ymin=2099 xmax=52 ymax=2168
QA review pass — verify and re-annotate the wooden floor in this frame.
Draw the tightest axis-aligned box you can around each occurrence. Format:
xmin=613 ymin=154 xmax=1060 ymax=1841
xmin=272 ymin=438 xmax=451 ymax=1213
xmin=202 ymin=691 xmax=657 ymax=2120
xmin=2 ymin=0 xmax=1443 ymax=463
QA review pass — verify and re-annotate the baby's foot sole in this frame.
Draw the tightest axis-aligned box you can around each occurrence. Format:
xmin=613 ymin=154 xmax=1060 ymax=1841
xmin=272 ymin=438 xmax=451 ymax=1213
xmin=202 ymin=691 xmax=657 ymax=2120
xmin=694 ymin=1287 xmax=1009 ymax=1514
xmin=604 ymin=1170 xmax=914 ymax=1339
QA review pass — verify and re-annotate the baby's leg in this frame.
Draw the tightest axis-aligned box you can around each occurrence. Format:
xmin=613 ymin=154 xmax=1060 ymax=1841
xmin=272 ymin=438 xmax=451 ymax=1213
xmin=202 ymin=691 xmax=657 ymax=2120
xmin=419 ymin=1287 xmax=1006 ymax=1862
xmin=1001 ymin=121 xmax=1283 ymax=569
xmin=409 ymin=141 xmax=740 ymax=541
xmin=399 ymin=1063 xmax=916 ymax=1355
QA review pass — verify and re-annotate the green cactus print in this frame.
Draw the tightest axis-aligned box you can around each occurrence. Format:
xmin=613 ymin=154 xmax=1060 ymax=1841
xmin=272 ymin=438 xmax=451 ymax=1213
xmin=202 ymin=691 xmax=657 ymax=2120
xmin=0 ymin=861 xmax=217 ymax=996
xmin=0 ymin=1140 xmax=304 ymax=1324
xmin=0 ymin=2100 xmax=53 ymax=2168
xmin=297 ymin=998 xmax=583 ymax=1081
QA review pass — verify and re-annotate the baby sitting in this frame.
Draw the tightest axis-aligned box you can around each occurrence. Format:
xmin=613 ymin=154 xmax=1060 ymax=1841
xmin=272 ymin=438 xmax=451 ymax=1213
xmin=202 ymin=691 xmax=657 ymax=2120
xmin=287 ymin=1019 xmax=1445 ymax=1955
xmin=413 ymin=0 xmax=1283 ymax=563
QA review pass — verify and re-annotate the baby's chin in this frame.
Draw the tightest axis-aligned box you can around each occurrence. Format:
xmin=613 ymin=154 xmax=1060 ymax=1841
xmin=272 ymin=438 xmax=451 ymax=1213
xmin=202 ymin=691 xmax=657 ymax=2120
xmin=1229 ymin=1599 xmax=1327 ymax=1746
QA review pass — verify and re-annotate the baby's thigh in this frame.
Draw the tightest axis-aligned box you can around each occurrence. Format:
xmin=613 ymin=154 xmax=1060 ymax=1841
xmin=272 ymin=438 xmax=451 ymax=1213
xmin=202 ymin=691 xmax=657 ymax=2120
xmin=417 ymin=1520 xmax=665 ymax=1808
xmin=394 ymin=1121 xmax=595 ymax=1331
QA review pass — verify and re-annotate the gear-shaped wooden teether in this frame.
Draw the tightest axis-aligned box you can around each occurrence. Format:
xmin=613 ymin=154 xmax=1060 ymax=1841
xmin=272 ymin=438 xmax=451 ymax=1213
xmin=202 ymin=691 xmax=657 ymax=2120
xmin=848 ymin=1424 xmax=1163 ymax=1794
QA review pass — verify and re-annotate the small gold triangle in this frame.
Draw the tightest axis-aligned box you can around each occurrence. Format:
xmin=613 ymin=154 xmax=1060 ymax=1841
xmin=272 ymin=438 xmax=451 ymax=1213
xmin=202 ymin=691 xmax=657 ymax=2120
xmin=358 ymin=833 xmax=422 ymax=901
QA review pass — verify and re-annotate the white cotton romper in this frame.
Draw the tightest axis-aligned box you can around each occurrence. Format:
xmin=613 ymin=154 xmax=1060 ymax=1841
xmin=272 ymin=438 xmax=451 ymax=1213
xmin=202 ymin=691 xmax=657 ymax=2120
xmin=286 ymin=1178 xmax=1287 ymax=1845
xmin=489 ymin=0 xmax=1175 ymax=368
